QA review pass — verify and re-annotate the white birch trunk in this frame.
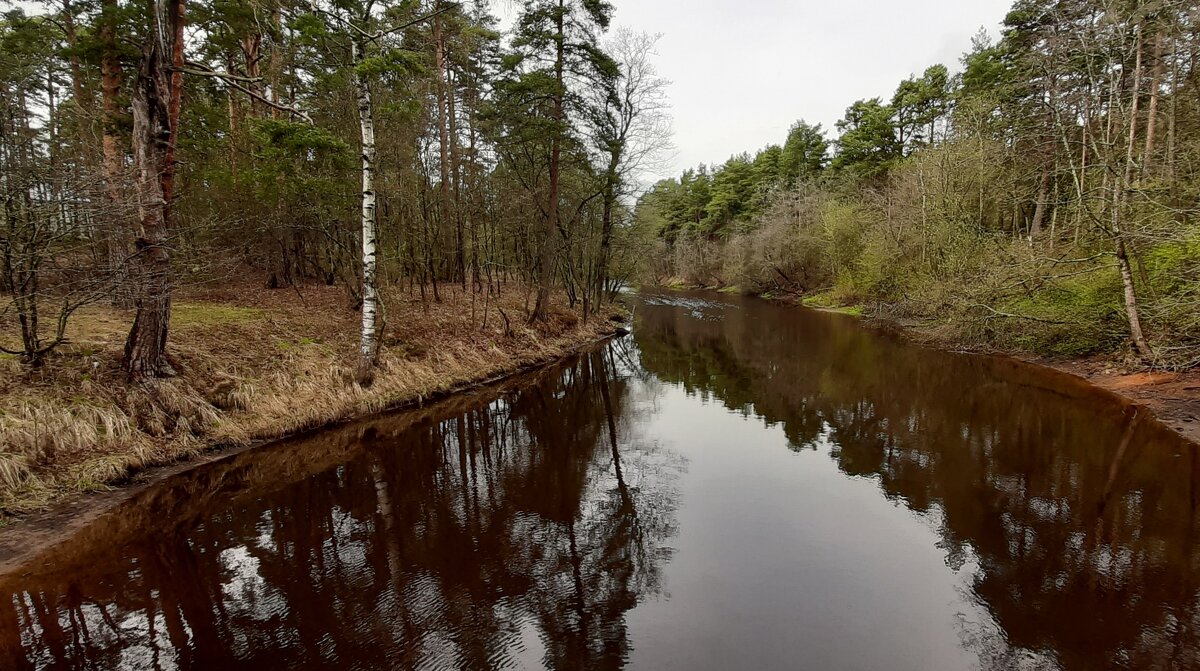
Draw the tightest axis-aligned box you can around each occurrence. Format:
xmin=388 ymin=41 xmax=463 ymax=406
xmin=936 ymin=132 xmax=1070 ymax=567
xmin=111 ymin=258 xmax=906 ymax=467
xmin=353 ymin=35 xmax=380 ymax=383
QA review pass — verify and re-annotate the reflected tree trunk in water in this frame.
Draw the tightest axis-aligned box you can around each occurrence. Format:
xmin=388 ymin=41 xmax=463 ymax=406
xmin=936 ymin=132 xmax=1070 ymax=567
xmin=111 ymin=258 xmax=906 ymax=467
xmin=372 ymin=457 xmax=403 ymax=584
xmin=0 ymin=340 xmax=670 ymax=670
xmin=142 ymin=544 xmax=191 ymax=666
xmin=598 ymin=352 xmax=626 ymax=497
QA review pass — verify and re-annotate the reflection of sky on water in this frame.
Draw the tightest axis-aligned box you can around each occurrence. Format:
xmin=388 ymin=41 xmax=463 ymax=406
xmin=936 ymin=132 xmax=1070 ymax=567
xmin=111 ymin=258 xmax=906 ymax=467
xmin=2 ymin=291 xmax=1198 ymax=670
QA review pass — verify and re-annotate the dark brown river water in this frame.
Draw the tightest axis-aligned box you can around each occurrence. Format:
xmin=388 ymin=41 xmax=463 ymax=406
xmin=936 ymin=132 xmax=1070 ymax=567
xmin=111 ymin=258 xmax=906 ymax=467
xmin=2 ymin=291 xmax=1199 ymax=670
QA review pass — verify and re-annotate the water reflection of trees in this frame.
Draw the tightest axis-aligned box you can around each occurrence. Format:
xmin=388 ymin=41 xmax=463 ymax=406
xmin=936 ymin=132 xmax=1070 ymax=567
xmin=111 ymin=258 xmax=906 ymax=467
xmin=0 ymin=348 xmax=680 ymax=671
xmin=634 ymin=293 xmax=1200 ymax=671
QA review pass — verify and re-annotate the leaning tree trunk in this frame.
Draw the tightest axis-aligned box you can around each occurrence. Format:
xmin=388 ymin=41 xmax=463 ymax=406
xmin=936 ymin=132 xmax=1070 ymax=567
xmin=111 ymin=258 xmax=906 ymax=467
xmin=1115 ymin=237 xmax=1151 ymax=359
xmin=1112 ymin=27 xmax=1153 ymax=362
xmin=124 ymin=0 xmax=182 ymax=381
xmin=352 ymin=32 xmax=381 ymax=385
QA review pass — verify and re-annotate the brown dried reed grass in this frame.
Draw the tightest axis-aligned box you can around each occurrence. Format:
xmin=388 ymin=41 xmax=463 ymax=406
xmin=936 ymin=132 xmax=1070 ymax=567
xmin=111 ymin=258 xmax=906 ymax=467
xmin=0 ymin=283 xmax=616 ymax=515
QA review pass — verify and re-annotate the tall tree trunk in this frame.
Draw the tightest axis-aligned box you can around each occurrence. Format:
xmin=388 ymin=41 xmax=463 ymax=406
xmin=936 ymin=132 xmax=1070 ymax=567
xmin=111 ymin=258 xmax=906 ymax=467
xmin=531 ymin=0 xmax=565 ymax=323
xmin=269 ymin=7 xmax=282 ymax=120
xmin=1076 ymin=120 xmax=1087 ymax=238
xmin=241 ymin=33 xmax=263 ymax=117
xmin=352 ymin=32 xmax=381 ymax=385
xmin=60 ymin=0 xmax=90 ymax=116
xmin=100 ymin=0 xmax=129 ymax=305
xmin=59 ymin=0 xmax=89 ymax=238
xmin=1166 ymin=35 xmax=1178 ymax=184
xmin=45 ymin=68 xmax=61 ymax=230
xmin=226 ymin=51 xmax=242 ymax=175
xmin=448 ymin=67 xmax=465 ymax=290
xmin=598 ymin=158 xmax=619 ymax=307
xmin=161 ymin=0 xmax=185 ymax=215
xmin=1029 ymin=164 xmax=1051 ymax=239
xmin=1142 ymin=32 xmax=1164 ymax=176
xmin=1122 ymin=30 xmax=1143 ymax=199
xmin=1113 ymin=28 xmax=1152 ymax=361
xmin=465 ymin=80 xmax=483 ymax=292
xmin=1031 ymin=73 xmax=1060 ymax=240
xmin=432 ymin=8 xmax=457 ymax=285
xmin=124 ymin=0 xmax=183 ymax=381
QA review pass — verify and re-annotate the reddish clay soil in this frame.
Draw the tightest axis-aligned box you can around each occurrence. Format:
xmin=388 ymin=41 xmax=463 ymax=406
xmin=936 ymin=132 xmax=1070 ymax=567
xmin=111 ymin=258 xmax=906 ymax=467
xmin=1035 ymin=359 xmax=1200 ymax=444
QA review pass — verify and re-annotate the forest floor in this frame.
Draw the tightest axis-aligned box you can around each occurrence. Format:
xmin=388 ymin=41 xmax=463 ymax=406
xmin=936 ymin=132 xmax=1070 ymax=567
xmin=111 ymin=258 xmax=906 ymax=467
xmin=0 ymin=280 xmax=622 ymax=518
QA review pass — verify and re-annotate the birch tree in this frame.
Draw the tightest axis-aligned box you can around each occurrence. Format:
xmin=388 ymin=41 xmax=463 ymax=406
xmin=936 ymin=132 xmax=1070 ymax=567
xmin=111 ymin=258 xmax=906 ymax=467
xmin=299 ymin=0 xmax=448 ymax=384
xmin=351 ymin=23 xmax=380 ymax=384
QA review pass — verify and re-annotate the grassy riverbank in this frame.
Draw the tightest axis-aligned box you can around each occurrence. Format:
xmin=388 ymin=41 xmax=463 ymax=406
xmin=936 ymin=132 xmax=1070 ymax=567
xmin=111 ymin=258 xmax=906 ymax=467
xmin=0 ymin=283 xmax=619 ymax=516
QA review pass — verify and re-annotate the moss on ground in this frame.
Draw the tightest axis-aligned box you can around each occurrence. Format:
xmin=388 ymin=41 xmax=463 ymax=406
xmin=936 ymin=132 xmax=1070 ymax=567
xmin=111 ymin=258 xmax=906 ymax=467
xmin=801 ymin=292 xmax=864 ymax=316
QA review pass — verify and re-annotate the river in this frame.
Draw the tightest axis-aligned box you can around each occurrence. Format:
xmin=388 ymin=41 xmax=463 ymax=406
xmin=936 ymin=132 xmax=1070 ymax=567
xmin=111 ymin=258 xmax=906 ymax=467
xmin=1 ymin=291 xmax=1197 ymax=670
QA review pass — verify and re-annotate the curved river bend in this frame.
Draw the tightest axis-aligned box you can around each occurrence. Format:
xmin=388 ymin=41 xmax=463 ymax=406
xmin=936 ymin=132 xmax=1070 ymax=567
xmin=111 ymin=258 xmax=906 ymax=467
xmin=1 ymin=291 xmax=1197 ymax=670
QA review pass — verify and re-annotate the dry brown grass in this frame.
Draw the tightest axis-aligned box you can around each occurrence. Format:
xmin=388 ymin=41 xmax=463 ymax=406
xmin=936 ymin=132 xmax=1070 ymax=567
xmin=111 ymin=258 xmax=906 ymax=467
xmin=0 ymin=282 xmax=618 ymax=515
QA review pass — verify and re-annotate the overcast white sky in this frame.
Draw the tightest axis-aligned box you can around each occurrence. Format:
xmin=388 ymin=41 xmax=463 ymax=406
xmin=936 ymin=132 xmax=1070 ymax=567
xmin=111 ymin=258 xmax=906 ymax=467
xmin=587 ymin=0 xmax=1014 ymax=180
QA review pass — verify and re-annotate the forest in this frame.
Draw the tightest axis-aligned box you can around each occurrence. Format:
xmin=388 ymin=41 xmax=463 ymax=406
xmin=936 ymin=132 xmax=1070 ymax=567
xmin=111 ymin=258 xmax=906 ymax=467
xmin=635 ymin=0 xmax=1200 ymax=366
xmin=0 ymin=0 xmax=669 ymax=364
xmin=0 ymin=0 xmax=663 ymax=508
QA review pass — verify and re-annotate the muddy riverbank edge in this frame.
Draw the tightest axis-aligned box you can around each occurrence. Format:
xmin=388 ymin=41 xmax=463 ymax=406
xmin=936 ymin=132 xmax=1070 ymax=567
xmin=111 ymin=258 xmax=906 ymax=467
xmin=0 ymin=320 xmax=627 ymax=573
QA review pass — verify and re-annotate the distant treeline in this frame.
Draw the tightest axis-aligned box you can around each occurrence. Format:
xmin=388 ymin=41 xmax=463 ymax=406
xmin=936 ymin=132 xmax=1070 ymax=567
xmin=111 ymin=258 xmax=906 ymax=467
xmin=635 ymin=0 xmax=1200 ymax=365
